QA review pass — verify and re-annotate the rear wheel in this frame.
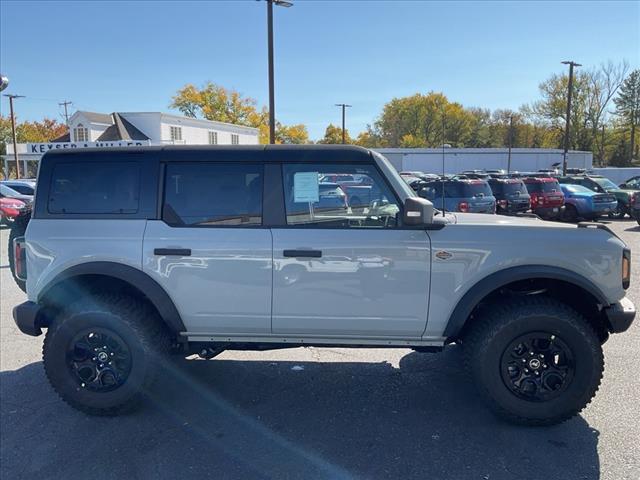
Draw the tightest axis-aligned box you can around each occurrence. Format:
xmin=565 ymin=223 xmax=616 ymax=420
xmin=562 ymin=204 xmax=579 ymax=223
xmin=463 ymin=297 xmax=603 ymax=426
xmin=43 ymin=294 xmax=171 ymax=416
xmin=608 ymin=203 xmax=626 ymax=219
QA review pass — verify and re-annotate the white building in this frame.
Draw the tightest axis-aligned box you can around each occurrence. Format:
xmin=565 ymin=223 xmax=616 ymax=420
xmin=375 ymin=148 xmax=593 ymax=173
xmin=3 ymin=110 xmax=260 ymax=175
xmin=375 ymin=148 xmax=594 ymax=173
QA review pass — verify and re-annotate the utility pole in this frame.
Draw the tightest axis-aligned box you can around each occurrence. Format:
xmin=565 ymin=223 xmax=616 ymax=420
xmin=3 ymin=94 xmax=25 ymax=178
xmin=561 ymin=61 xmax=581 ymax=175
xmin=59 ymin=100 xmax=72 ymax=126
xmin=335 ymin=103 xmax=352 ymax=144
xmin=264 ymin=0 xmax=293 ymax=144
xmin=507 ymin=115 xmax=514 ymax=173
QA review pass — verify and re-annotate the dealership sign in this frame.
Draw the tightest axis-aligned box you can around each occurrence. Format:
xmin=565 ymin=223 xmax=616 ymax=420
xmin=25 ymin=140 xmax=151 ymax=154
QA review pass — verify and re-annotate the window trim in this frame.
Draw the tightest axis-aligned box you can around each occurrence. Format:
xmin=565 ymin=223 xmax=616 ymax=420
xmin=46 ymin=161 xmax=142 ymax=215
xmin=170 ymin=126 xmax=183 ymax=142
xmin=278 ymin=161 xmax=405 ymax=230
xmin=74 ymin=124 xmax=89 ymax=142
xmin=160 ymin=161 xmax=266 ymax=229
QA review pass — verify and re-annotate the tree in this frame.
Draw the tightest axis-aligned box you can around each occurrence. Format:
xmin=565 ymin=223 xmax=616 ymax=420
xmin=276 ymin=123 xmax=309 ymax=144
xmin=354 ymin=127 xmax=384 ymax=148
xmin=370 ymin=92 xmax=474 ymax=148
xmin=614 ymin=69 xmax=640 ymax=163
xmin=0 ymin=115 xmax=12 ymax=156
xmin=171 ymin=82 xmax=309 ymax=144
xmin=317 ymin=123 xmax=351 ymax=144
xmin=526 ymin=61 xmax=628 ymax=154
xmin=17 ymin=118 xmax=67 ymax=143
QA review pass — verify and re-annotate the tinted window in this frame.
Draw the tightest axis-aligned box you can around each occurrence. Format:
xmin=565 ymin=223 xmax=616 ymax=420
xmin=524 ymin=180 xmax=561 ymax=193
xmin=283 ymin=163 xmax=399 ymax=228
xmin=5 ymin=184 xmax=34 ymax=195
xmin=462 ymin=182 xmax=493 ymax=197
xmin=491 ymin=180 xmax=526 ymax=195
xmin=48 ymin=162 xmax=140 ymax=214
xmin=164 ymin=163 xmax=263 ymax=226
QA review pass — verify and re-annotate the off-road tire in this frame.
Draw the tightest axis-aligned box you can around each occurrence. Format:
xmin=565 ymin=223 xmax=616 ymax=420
xmin=43 ymin=294 xmax=171 ymax=416
xmin=8 ymin=213 xmax=29 ymax=293
xmin=463 ymin=296 xmax=603 ymax=426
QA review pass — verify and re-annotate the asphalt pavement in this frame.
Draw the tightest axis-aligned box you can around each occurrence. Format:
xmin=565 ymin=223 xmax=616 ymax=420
xmin=1 ymin=220 xmax=639 ymax=480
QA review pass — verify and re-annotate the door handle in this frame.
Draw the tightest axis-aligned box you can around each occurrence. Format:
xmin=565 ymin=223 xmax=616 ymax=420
xmin=283 ymin=249 xmax=322 ymax=258
xmin=154 ymin=248 xmax=192 ymax=256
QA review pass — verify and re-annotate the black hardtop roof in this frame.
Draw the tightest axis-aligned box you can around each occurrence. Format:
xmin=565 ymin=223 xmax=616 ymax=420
xmin=40 ymin=144 xmax=375 ymax=163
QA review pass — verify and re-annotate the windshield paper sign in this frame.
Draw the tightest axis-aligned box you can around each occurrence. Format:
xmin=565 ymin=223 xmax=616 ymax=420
xmin=294 ymin=172 xmax=319 ymax=203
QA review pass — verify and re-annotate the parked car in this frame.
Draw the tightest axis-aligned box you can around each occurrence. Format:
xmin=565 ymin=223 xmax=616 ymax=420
xmin=1 ymin=179 xmax=36 ymax=196
xmin=417 ymin=178 xmax=496 ymax=213
xmin=630 ymin=191 xmax=640 ymax=226
xmin=459 ymin=170 xmax=491 ymax=180
xmin=559 ymin=175 xmax=639 ymax=219
xmin=0 ymin=183 xmax=33 ymax=204
xmin=522 ymin=177 xmax=564 ymax=219
xmin=559 ymin=184 xmax=618 ymax=222
xmin=11 ymin=145 xmax=635 ymax=427
xmin=619 ymin=176 xmax=640 ymax=190
xmin=487 ymin=178 xmax=530 ymax=214
xmin=0 ymin=196 xmax=27 ymax=225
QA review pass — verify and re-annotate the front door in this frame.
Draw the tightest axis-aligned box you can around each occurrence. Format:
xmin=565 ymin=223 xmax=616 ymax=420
xmin=272 ymin=162 xmax=431 ymax=338
xmin=143 ymin=160 xmax=272 ymax=335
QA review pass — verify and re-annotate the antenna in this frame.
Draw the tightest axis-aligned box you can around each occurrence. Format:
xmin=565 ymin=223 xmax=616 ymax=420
xmin=441 ymin=110 xmax=446 ymax=214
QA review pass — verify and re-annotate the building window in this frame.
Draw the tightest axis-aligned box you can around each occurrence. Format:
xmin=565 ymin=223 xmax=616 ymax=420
xmin=170 ymin=126 xmax=182 ymax=142
xmin=231 ymin=134 xmax=240 ymax=145
xmin=208 ymin=131 xmax=218 ymax=145
xmin=74 ymin=124 xmax=89 ymax=142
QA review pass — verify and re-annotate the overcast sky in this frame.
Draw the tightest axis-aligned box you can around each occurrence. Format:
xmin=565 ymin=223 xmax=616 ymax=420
xmin=1 ymin=0 xmax=638 ymax=140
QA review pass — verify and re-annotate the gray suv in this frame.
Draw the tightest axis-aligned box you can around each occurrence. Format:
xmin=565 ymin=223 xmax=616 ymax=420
xmin=11 ymin=145 xmax=635 ymax=425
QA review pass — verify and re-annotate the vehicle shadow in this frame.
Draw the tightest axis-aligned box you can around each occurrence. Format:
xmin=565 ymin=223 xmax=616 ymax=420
xmin=0 ymin=347 xmax=601 ymax=480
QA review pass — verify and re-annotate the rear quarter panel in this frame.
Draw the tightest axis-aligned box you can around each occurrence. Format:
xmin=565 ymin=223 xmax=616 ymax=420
xmin=424 ymin=221 xmax=626 ymax=337
xmin=25 ymin=219 xmax=147 ymax=301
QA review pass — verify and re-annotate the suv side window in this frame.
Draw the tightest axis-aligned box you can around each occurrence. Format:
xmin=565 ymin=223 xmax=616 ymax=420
xmin=282 ymin=163 xmax=400 ymax=228
xmin=163 ymin=162 xmax=263 ymax=226
xmin=48 ymin=162 xmax=140 ymax=214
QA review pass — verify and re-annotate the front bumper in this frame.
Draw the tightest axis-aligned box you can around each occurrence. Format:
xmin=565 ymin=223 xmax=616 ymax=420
xmin=604 ymin=297 xmax=636 ymax=333
xmin=13 ymin=301 xmax=44 ymax=336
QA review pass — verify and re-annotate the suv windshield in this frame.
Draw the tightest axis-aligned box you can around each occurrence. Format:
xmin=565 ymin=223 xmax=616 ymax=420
xmin=592 ymin=177 xmax=619 ymax=190
xmin=491 ymin=180 xmax=526 ymax=195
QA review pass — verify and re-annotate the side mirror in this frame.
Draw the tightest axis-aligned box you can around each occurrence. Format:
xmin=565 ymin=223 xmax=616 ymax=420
xmin=403 ymin=197 xmax=434 ymax=226
xmin=620 ymin=183 xmax=627 ymax=189
xmin=418 ymin=187 xmax=431 ymax=199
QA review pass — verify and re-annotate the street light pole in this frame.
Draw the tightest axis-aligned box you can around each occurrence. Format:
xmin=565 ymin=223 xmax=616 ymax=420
xmin=507 ymin=115 xmax=513 ymax=173
xmin=265 ymin=0 xmax=292 ymax=144
xmin=561 ymin=60 xmax=581 ymax=175
xmin=335 ymin=103 xmax=352 ymax=144
xmin=3 ymin=94 xmax=25 ymax=178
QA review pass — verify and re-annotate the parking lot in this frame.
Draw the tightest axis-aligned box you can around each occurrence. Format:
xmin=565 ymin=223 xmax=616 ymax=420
xmin=0 ymin=220 xmax=638 ymax=480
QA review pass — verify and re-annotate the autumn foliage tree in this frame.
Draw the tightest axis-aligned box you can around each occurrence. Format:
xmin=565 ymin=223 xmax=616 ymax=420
xmin=170 ymin=82 xmax=309 ymax=144
xmin=0 ymin=116 xmax=67 ymax=155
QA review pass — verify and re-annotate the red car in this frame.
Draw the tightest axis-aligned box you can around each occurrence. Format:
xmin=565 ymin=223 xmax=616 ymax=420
xmin=0 ymin=196 xmax=27 ymax=225
xmin=522 ymin=177 xmax=564 ymax=220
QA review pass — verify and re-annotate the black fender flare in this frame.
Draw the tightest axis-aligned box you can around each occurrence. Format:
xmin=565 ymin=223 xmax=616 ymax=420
xmin=38 ymin=262 xmax=185 ymax=334
xmin=442 ymin=265 xmax=610 ymax=339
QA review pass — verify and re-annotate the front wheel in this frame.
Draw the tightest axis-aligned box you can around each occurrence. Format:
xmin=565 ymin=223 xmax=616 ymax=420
xmin=463 ymin=297 xmax=603 ymax=426
xmin=608 ymin=204 xmax=626 ymax=219
xmin=43 ymin=294 xmax=171 ymax=416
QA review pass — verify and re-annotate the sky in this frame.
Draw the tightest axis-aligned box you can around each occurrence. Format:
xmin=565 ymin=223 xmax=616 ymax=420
xmin=0 ymin=0 xmax=638 ymax=140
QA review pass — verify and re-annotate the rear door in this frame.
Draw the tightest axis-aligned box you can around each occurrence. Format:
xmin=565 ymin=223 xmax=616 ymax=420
xmin=143 ymin=153 xmax=272 ymax=335
xmin=271 ymin=160 xmax=431 ymax=338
